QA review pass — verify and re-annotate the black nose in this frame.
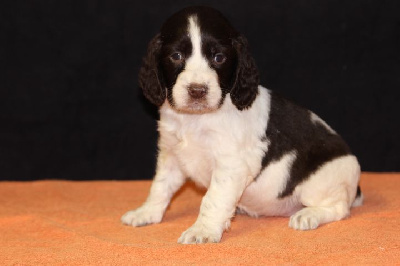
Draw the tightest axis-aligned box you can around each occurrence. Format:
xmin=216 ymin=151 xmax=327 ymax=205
xmin=187 ymin=83 xmax=208 ymax=99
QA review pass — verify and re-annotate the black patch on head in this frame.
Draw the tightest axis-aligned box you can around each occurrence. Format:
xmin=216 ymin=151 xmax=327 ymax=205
xmin=201 ymin=35 xmax=238 ymax=99
xmin=197 ymin=10 xmax=240 ymax=104
xmin=158 ymin=12 xmax=194 ymax=108
xmin=161 ymin=36 xmax=192 ymax=108
xmin=261 ymin=92 xmax=352 ymax=198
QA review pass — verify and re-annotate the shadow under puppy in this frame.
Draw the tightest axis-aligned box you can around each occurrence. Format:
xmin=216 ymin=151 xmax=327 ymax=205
xmin=121 ymin=6 xmax=363 ymax=244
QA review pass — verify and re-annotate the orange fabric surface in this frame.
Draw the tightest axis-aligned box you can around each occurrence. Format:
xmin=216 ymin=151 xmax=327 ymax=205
xmin=1 ymin=173 xmax=399 ymax=265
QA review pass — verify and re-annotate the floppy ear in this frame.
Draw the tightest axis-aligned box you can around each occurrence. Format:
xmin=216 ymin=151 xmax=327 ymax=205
xmin=138 ymin=33 xmax=166 ymax=106
xmin=231 ymin=35 xmax=260 ymax=110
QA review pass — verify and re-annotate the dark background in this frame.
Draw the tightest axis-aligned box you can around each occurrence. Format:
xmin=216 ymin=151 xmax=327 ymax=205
xmin=1 ymin=0 xmax=399 ymax=181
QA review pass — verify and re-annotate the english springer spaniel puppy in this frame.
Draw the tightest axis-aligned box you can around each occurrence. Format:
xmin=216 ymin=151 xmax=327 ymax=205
xmin=121 ymin=6 xmax=362 ymax=244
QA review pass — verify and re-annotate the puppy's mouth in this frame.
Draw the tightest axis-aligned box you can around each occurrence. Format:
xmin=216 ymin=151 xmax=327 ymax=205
xmin=180 ymin=99 xmax=214 ymax=114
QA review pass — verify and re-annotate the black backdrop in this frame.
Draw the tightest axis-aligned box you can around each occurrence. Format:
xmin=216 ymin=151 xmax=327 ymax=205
xmin=1 ymin=0 xmax=399 ymax=180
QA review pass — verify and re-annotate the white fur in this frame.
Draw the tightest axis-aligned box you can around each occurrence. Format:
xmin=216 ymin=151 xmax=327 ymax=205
xmin=165 ymin=88 xmax=270 ymax=244
xmin=122 ymin=87 xmax=270 ymax=243
xmin=238 ymin=151 xmax=302 ymax=217
xmin=290 ymin=155 xmax=361 ymax=230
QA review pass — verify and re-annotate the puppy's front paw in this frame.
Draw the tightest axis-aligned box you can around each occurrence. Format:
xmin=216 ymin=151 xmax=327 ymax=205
xmin=121 ymin=205 xmax=163 ymax=227
xmin=289 ymin=208 xmax=320 ymax=230
xmin=178 ymin=223 xmax=222 ymax=244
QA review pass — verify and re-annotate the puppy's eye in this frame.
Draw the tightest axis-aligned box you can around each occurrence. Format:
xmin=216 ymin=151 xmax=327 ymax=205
xmin=213 ymin=53 xmax=226 ymax=64
xmin=170 ymin=52 xmax=184 ymax=62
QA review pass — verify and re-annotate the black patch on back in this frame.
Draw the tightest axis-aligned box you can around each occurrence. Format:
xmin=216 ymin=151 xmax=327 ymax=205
xmin=261 ymin=92 xmax=352 ymax=198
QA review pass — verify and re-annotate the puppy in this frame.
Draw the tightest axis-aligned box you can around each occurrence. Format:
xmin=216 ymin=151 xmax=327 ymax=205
xmin=121 ymin=6 xmax=362 ymax=244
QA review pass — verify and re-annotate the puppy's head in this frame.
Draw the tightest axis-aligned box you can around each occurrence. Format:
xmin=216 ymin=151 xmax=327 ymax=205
xmin=139 ymin=6 xmax=259 ymax=113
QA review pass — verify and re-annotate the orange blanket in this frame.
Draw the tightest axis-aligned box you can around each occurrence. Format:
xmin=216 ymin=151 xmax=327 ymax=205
xmin=1 ymin=173 xmax=399 ymax=265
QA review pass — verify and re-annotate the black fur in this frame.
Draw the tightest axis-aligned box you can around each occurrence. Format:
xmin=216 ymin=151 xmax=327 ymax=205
xmin=139 ymin=33 xmax=165 ymax=106
xmin=231 ymin=35 xmax=260 ymax=110
xmin=261 ymin=92 xmax=352 ymax=198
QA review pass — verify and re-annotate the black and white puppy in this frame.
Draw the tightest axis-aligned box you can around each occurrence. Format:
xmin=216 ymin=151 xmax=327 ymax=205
xmin=122 ymin=6 xmax=362 ymax=244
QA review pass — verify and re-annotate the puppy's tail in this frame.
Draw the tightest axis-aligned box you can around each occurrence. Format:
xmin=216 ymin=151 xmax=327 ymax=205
xmin=352 ymin=186 xmax=364 ymax=207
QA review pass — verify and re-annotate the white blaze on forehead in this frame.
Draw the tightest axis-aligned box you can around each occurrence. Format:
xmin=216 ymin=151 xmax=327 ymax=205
xmin=188 ymin=17 xmax=201 ymax=56
xmin=186 ymin=16 xmax=208 ymax=71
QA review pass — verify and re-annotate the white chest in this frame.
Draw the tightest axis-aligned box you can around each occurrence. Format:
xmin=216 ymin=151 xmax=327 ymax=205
xmin=158 ymin=89 xmax=270 ymax=188
xmin=173 ymin=130 xmax=215 ymax=187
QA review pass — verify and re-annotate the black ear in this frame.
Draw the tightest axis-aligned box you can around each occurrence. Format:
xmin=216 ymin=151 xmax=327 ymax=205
xmin=138 ymin=33 xmax=166 ymax=106
xmin=231 ymin=35 xmax=260 ymax=110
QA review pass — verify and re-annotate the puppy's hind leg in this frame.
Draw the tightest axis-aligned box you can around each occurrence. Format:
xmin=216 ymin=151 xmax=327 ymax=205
xmin=289 ymin=202 xmax=350 ymax=230
xmin=289 ymin=155 xmax=361 ymax=230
